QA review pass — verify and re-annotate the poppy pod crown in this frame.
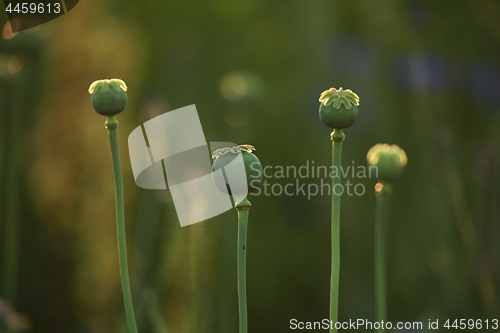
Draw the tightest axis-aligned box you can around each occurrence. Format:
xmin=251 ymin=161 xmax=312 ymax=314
xmin=319 ymin=87 xmax=360 ymax=129
xmin=88 ymin=78 xmax=128 ymax=116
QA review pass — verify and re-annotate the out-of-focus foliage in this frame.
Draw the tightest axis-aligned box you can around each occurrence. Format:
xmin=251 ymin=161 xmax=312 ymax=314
xmin=0 ymin=0 xmax=499 ymax=332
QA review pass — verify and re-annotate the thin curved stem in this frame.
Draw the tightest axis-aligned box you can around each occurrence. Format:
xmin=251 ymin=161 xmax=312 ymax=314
xmin=374 ymin=186 xmax=391 ymax=333
xmin=236 ymin=205 xmax=249 ymax=333
xmin=330 ymin=129 xmax=344 ymax=333
xmin=106 ymin=116 xmax=138 ymax=333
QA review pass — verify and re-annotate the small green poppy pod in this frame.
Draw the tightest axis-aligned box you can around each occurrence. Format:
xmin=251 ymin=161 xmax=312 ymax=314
xmin=319 ymin=87 xmax=360 ymax=129
xmin=212 ymin=145 xmax=262 ymax=197
xmin=367 ymin=144 xmax=408 ymax=181
xmin=88 ymin=79 xmax=128 ymax=116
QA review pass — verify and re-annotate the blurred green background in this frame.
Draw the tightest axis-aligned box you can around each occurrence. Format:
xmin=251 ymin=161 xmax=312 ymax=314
xmin=0 ymin=0 xmax=499 ymax=332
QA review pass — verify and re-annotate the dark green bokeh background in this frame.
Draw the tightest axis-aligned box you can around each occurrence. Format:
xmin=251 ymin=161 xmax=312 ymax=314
xmin=0 ymin=0 xmax=499 ymax=332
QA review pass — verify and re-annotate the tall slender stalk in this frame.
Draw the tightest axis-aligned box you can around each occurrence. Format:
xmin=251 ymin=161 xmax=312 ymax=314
xmin=236 ymin=197 xmax=251 ymax=333
xmin=211 ymin=146 xmax=261 ymax=333
xmin=330 ymin=129 xmax=344 ymax=333
xmin=374 ymin=184 xmax=391 ymax=333
xmin=106 ymin=116 xmax=138 ymax=333
xmin=318 ymin=87 xmax=359 ymax=332
xmin=367 ymin=143 xmax=407 ymax=333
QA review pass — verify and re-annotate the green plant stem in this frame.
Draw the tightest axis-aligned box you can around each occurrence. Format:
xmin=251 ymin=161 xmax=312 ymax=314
xmin=330 ymin=129 xmax=344 ymax=333
xmin=374 ymin=184 xmax=391 ymax=333
xmin=235 ymin=197 xmax=251 ymax=333
xmin=106 ymin=116 xmax=138 ymax=333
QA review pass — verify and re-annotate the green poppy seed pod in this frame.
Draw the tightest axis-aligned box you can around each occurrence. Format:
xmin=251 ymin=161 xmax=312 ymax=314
xmin=88 ymin=79 xmax=128 ymax=116
xmin=319 ymin=87 xmax=360 ymax=129
xmin=212 ymin=145 xmax=262 ymax=197
xmin=367 ymin=144 xmax=408 ymax=181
